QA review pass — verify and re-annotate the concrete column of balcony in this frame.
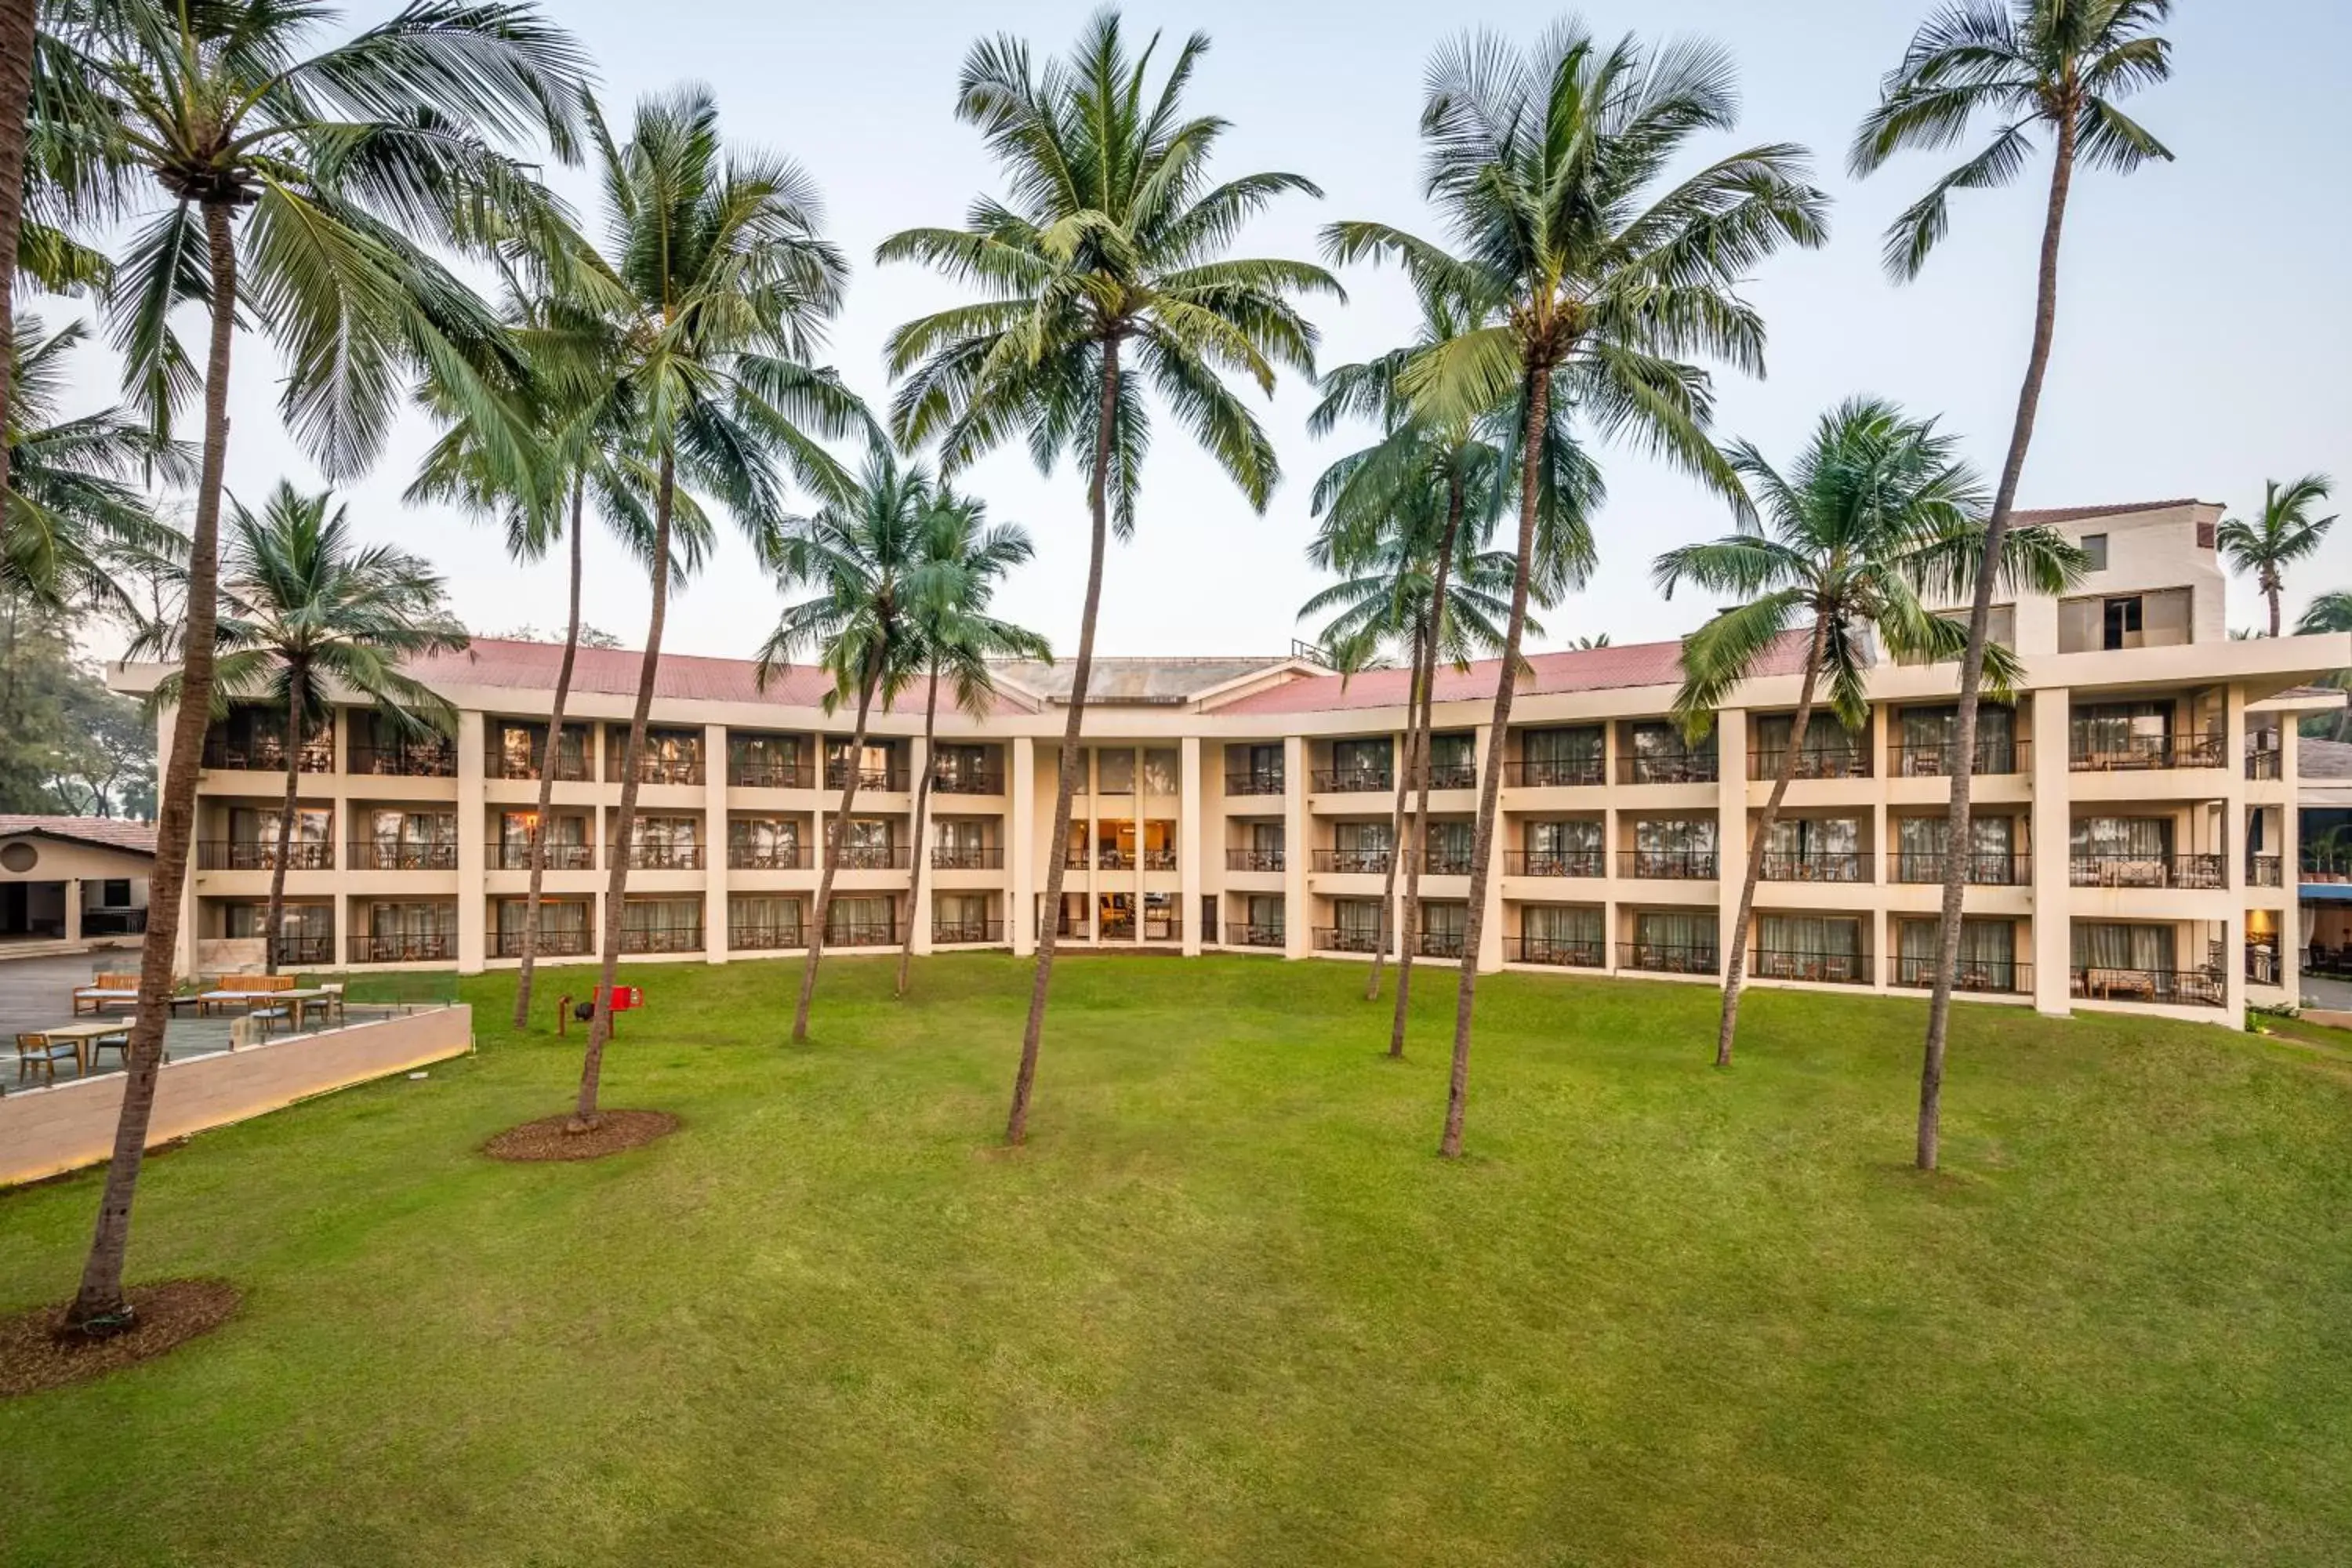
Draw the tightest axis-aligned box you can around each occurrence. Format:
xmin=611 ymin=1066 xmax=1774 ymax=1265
xmin=1283 ymin=735 xmax=1309 ymax=960
xmin=1179 ymin=735 xmax=1203 ymax=956
xmin=909 ymin=731 xmax=932 ymax=957
xmin=1713 ymin=706 xmax=1748 ymax=984
xmin=2031 ymin=686 xmax=2073 ymax=1016
xmin=456 ymin=710 xmax=487 ymax=974
xmin=703 ymin=722 xmax=731 ymax=965
xmin=1010 ymin=736 xmax=1036 ymax=956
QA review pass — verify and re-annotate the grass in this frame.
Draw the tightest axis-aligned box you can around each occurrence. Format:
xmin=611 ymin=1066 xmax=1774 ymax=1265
xmin=3 ymin=953 xmax=2349 ymax=1566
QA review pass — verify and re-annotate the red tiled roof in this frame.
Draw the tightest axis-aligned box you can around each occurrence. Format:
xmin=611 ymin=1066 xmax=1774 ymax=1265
xmin=2011 ymin=499 xmax=2210 ymax=525
xmin=405 ymin=638 xmax=1038 ymax=717
xmin=0 ymin=815 xmax=156 ymax=856
xmin=1211 ymin=633 xmax=1809 ymax=716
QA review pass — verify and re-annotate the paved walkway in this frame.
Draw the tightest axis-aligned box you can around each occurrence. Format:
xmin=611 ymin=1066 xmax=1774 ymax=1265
xmin=0 ymin=951 xmax=336 ymax=1089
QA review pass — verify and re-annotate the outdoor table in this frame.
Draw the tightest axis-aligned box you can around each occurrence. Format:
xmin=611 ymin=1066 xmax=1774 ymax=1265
xmin=274 ymin=989 xmax=333 ymax=1029
xmin=26 ymin=1018 xmax=139 ymax=1075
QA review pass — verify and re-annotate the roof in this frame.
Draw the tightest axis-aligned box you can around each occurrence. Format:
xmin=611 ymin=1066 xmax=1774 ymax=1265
xmin=2011 ymin=499 xmax=2213 ymax=526
xmin=402 ymin=638 xmax=1039 ymax=717
xmin=1210 ymin=633 xmax=1808 ymax=717
xmin=990 ymin=656 xmax=1301 ymax=706
xmin=2300 ymin=739 xmax=2352 ymax=782
xmin=0 ymin=815 xmax=156 ymax=857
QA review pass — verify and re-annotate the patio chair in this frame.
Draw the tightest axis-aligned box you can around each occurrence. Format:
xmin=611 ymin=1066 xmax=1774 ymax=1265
xmin=15 ymin=1033 xmax=78 ymax=1083
xmin=87 ymin=1030 xmax=132 ymax=1069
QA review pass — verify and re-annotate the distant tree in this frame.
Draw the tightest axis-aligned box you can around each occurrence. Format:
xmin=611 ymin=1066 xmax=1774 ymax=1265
xmin=2219 ymin=476 xmax=2336 ymax=637
xmin=2296 ymin=591 xmax=2352 ymax=742
xmin=0 ymin=596 xmax=151 ymax=814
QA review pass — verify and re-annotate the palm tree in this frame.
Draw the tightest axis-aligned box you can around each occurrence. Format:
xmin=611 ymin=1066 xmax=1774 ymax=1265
xmin=1326 ymin=21 xmax=1828 ymax=1158
xmin=897 ymin=488 xmax=1050 ymax=996
xmin=50 ymin=0 xmax=586 ymax=1335
xmin=757 ymin=453 xmax=935 ymax=1040
xmin=552 ymin=87 xmax=871 ymax=1132
xmin=1853 ymin=0 xmax=2176 ymax=1174
xmin=185 ymin=483 xmax=466 ymax=973
xmin=1657 ymin=397 xmax=2084 ymax=1068
xmin=0 ymin=0 xmax=40 ymax=514
xmin=2220 ymin=476 xmax=2336 ymax=637
xmin=880 ymin=11 xmax=1338 ymax=1145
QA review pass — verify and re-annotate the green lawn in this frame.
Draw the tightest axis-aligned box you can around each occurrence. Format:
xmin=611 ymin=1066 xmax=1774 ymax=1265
xmin=4 ymin=955 xmax=2349 ymax=1566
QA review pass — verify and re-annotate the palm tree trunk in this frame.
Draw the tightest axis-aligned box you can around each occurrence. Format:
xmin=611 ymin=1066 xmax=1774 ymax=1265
xmin=1443 ymin=369 xmax=1550 ymax=1160
xmin=897 ymin=659 xmax=942 ymax=996
xmin=1366 ymin=625 xmax=1421 ymax=1001
xmin=793 ymin=652 xmax=880 ymax=1041
xmin=1715 ymin=619 xmax=1828 ymax=1068
xmin=575 ymin=453 xmax=673 ymax=1131
xmin=262 ymin=670 xmax=306 ymax=977
xmin=514 ymin=478 xmax=585 ymax=1030
xmin=1392 ymin=480 xmax=1463 ymax=1058
xmin=0 ymin=0 xmax=34 ymax=517
xmin=2267 ymin=580 xmax=2282 ymax=639
xmin=1919 ymin=110 xmax=2077 ymax=1172
xmin=1007 ymin=333 xmax=1118 ymax=1146
xmin=66 ymin=200 xmax=238 ymax=1332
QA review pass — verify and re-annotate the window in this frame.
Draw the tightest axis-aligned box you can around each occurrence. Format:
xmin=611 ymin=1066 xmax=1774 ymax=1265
xmin=1425 ymin=819 xmax=1475 ymax=871
xmin=100 ymin=879 xmax=131 ymax=906
xmin=1331 ymin=738 xmax=1392 ymax=782
xmin=1095 ymin=749 xmax=1134 ymax=794
xmin=1527 ymin=819 xmax=1602 ymax=857
xmin=1142 ymin=748 xmax=1180 ymax=797
xmin=2103 ymin=595 xmax=2143 ymax=650
xmin=2061 ymin=586 xmax=2189 ymax=652
xmin=1523 ymin=905 xmax=1601 ymax=949
xmin=827 ymin=895 xmax=895 ymax=944
xmin=2082 ymin=532 xmax=2108 ymax=571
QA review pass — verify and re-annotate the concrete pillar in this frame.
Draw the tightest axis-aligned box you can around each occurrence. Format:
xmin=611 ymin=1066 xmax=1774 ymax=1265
xmin=1010 ymin=737 xmax=1036 ymax=956
xmin=1130 ymin=746 xmax=1144 ymax=944
xmin=456 ymin=710 xmax=487 ymax=975
xmin=1179 ymin=735 xmax=1203 ymax=956
xmin=2224 ymin=906 xmax=2248 ymax=1020
xmin=909 ymin=731 xmax=932 ymax=956
xmin=64 ymin=879 xmax=82 ymax=942
xmin=2285 ymin=713 xmax=2304 ymax=1001
xmin=704 ymin=722 xmax=730 ymax=964
xmin=2031 ymin=688 xmax=2072 ymax=1015
xmin=1283 ymin=735 xmax=1309 ymax=959
xmin=1475 ymin=721 xmax=1503 ymax=974
xmin=1714 ymin=706 xmax=1749 ymax=983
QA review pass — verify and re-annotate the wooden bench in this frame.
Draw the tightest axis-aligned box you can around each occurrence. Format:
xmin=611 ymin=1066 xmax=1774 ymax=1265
xmin=196 ymin=975 xmax=298 ymax=1016
xmin=72 ymin=973 xmax=143 ymax=1016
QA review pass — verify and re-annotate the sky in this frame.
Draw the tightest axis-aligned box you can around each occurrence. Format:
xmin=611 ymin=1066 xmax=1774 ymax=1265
xmin=47 ymin=0 xmax=2352 ymax=665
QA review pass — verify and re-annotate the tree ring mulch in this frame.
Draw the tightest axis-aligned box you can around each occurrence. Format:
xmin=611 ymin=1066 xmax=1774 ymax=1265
xmin=484 ymin=1109 xmax=680 ymax=1163
xmin=0 ymin=1279 xmax=241 ymax=1399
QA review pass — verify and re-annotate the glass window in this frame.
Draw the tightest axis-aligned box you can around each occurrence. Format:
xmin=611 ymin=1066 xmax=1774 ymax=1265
xmin=2071 ymin=922 xmax=2175 ymax=971
xmin=1095 ymin=749 xmax=1135 ymax=794
xmin=2082 ymin=532 xmax=2108 ymax=571
xmin=1142 ymin=748 xmax=1179 ymax=797
xmin=1331 ymin=738 xmax=1392 ymax=780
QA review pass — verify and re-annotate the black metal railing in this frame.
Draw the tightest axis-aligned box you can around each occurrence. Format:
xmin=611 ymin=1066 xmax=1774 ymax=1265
xmin=932 ymin=920 xmax=1004 ymax=944
xmin=1225 ymin=769 xmax=1286 ymax=797
xmin=1311 ymin=767 xmax=1393 ymax=793
xmin=348 ymin=932 xmax=454 ymax=964
xmin=1312 ymin=848 xmax=1394 ymax=874
xmin=1748 ymin=747 xmax=1871 ymax=781
xmin=730 ymin=923 xmax=804 ymax=951
xmin=931 ymin=845 xmax=1004 ymax=869
xmin=2067 ymin=853 xmax=2225 ymax=890
xmin=1416 ymin=928 xmax=1468 ymax=959
xmin=1142 ymin=849 xmax=1178 ymax=871
xmin=728 ymin=759 xmax=806 ymax=789
xmin=826 ymin=921 xmax=897 ymax=948
xmin=1095 ymin=849 xmax=1134 ymax=871
xmin=1224 ymin=922 xmax=1286 ymax=949
xmin=1426 ymin=761 xmax=1478 ymax=790
xmin=270 ymin=934 xmax=333 ymax=967
xmin=1063 ymin=850 xmax=1090 ymax=870
xmin=1890 ymin=851 xmax=2030 ymax=886
xmin=201 ymin=737 xmax=333 ymax=773
xmin=1888 ymin=739 xmax=2028 ymax=778
xmin=197 ymin=840 xmax=332 ymax=871
xmin=728 ymin=844 xmax=806 ymax=870
xmin=346 ymin=742 xmax=457 ymax=778
xmin=619 ymin=924 xmax=703 ymax=954
xmin=495 ymin=840 xmax=593 ymax=871
xmin=1421 ymin=851 xmax=1475 ymax=877
xmin=1888 ymin=956 xmax=2030 ymax=993
xmin=1618 ymin=848 xmax=1717 ymax=880
xmin=829 ymin=843 xmax=910 ymax=870
xmin=1504 ymin=935 xmax=1606 ymax=968
xmin=2067 ymin=731 xmax=2226 ymax=771
xmin=82 ymin=909 xmax=147 ymax=936
xmin=494 ymin=927 xmax=590 ymax=958
xmin=2248 ymin=855 xmax=2283 ymax=887
xmin=1758 ymin=851 xmax=1872 ymax=884
xmin=1225 ymin=848 xmax=1285 ymax=872
xmin=1312 ymin=926 xmax=1385 ymax=954
xmin=2247 ymin=948 xmax=2282 ymax=985
xmin=932 ymin=766 xmax=1004 ymax=796
xmin=485 ymin=745 xmax=590 ymax=782
xmin=1617 ymin=753 xmax=1719 ymax=785
xmin=1749 ymin=947 xmax=1871 ymax=985
xmin=1618 ymin=941 xmax=1718 ymax=975
xmin=2245 ymin=746 xmax=2283 ymax=781
xmin=825 ymin=763 xmax=908 ymax=792
xmin=348 ymin=840 xmax=459 ymax=872
xmin=626 ymin=753 xmax=706 ymax=786
xmin=615 ymin=841 xmax=704 ymax=871
xmin=1506 ymin=757 xmax=1606 ymax=788
xmin=1505 ymin=849 xmax=1606 ymax=877
xmin=2070 ymin=966 xmax=2227 ymax=1007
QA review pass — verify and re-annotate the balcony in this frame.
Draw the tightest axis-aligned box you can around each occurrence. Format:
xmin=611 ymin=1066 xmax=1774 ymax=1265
xmin=347 ymin=741 xmax=456 ymax=779
xmin=619 ymin=925 xmax=703 ymax=954
xmin=1749 ymin=947 xmax=1871 ymax=985
xmin=826 ymin=921 xmax=897 ymax=949
xmin=1312 ymin=767 xmax=1392 ymax=793
xmin=1888 ymin=956 xmax=2031 ymax=994
xmin=615 ymin=841 xmax=704 ymax=871
xmin=1504 ymin=935 xmax=1605 ymax=968
xmin=830 ymin=843 xmax=910 ymax=871
xmin=1225 ymin=848 xmax=1285 ymax=873
xmin=1617 ymin=754 xmax=1719 ymax=785
xmin=270 ymin=934 xmax=333 ymax=967
xmin=2304 ymin=850 xmax=2352 ymax=885
xmin=202 ymin=736 xmax=333 ymax=773
xmin=932 ymin=920 xmax=1005 ymax=945
xmin=1425 ymin=761 xmax=1478 ymax=791
xmin=198 ymin=840 xmax=332 ymax=871
xmin=348 ymin=841 xmax=459 ymax=872
xmin=494 ymin=840 xmax=593 ymax=871
xmin=825 ymin=762 xmax=908 ymax=792
xmin=628 ymin=753 xmax=706 ymax=786
xmin=495 ymin=927 xmax=590 ymax=958
xmin=1505 ymin=849 xmax=1605 ymax=878
xmin=2245 ymin=746 xmax=2283 ymax=781
xmin=1063 ymin=849 xmax=1090 ymax=870
xmin=1617 ymin=848 xmax=1717 ymax=880
xmin=1416 ymin=927 xmax=1468 ymax=959
xmin=728 ymin=758 xmax=806 ymax=789
xmin=485 ymin=744 xmax=590 ymax=782
xmin=1889 ymin=739 xmax=2027 ymax=779
xmin=1225 ymin=769 xmax=1286 ymax=797
xmin=1421 ymin=851 xmax=1475 ymax=877
xmin=1890 ymin=851 xmax=2030 ymax=886
xmin=931 ymin=846 xmax=1004 ymax=870
xmin=1224 ymin=922 xmax=1286 ymax=949
xmin=2070 ymin=966 xmax=2227 ymax=1007
xmin=2067 ymin=853 xmax=2224 ymax=891
xmin=1505 ymin=757 xmax=1605 ymax=788
xmin=2067 ymin=732 xmax=2226 ymax=771
xmin=82 ymin=909 xmax=147 ymax=936
xmin=2248 ymin=854 xmax=2283 ymax=887
xmin=1312 ymin=926 xmax=1385 ymax=954
xmin=1748 ymin=748 xmax=1871 ymax=782
xmin=348 ymin=932 xmax=454 ymax=964
xmin=728 ymin=844 xmax=807 ymax=870
xmin=1618 ymin=941 xmax=1718 ymax=976
xmin=932 ymin=764 xmax=1004 ymax=796
xmin=730 ymin=922 xmax=804 ymax=952
xmin=1312 ymin=848 xmax=1393 ymax=874
xmin=1758 ymin=851 xmax=1871 ymax=884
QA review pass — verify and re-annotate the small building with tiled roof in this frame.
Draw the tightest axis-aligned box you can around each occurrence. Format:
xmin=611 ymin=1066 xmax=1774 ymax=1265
xmin=0 ymin=815 xmax=153 ymax=946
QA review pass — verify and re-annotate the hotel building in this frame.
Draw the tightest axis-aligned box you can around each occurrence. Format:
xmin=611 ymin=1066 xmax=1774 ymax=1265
xmin=113 ymin=499 xmax=2350 ymax=1027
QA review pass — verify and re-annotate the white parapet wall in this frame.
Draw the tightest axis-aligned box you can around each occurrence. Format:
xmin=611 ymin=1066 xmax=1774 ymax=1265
xmin=0 ymin=1005 xmax=473 ymax=1187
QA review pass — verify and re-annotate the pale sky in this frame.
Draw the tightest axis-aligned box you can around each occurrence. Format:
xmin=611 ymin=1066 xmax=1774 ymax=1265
xmin=48 ymin=0 xmax=2352 ymax=665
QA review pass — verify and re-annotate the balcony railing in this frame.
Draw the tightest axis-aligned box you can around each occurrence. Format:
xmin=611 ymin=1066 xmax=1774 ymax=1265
xmin=728 ymin=758 xmax=806 ymax=789
xmin=348 ymin=932 xmax=454 ymax=964
xmin=1890 ymin=851 xmax=2030 ymax=886
xmin=829 ymin=843 xmax=910 ymax=870
xmin=1223 ymin=922 xmax=1286 ymax=949
xmin=1063 ymin=850 xmax=1090 ymax=870
xmin=347 ymin=840 xmax=459 ymax=872
xmin=1421 ymin=851 xmax=1475 ymax=877
xmin=270 ymin=934 xmax=333 ymax=967
xmin=615 ymin=841 xmax=704 ymax=871
xmin=1312 ymin=848 xmax=1394 ymax=874
xmin=1505 ymin=757 xmax=1606 ymax=788
xmin=485 ymin=745 xmax=590 ymax=782
xmin=1142 ymin=849 xmax=1178 ymax=872
xmin=2303 ymin=851 xmax=2352 ymax=884
xmin=1225 ymin=769 xmax=1286 ymax=797
xmin=730 ymin=923 xmax=804 ymax=951
xmin=1415 ymin=927 xmax=1469 ymax=959
xmin=1618 ymin=848 xmax=1717 ymax=880
xmin=1617 ymin=753 xmax=1719 ymax=785
xmin=825 ymin=763 xmax=908 ymax=792
xmin=2067 ymin=853 xmax=2225 ymax=890
xmin=931 ymin=845 xmax=1004 ymax=869
xmin=2245 ymin=746 xmax=2283 ymax=781
xmin=494 ymin=840 xmax=593 ymax=871
xmin=2247 ymin=947 xmax=2283 ymax=986
xmin=626 ymin=754 xmax=706 ymax=786
xmin=1618 ymin=941 xmax=1718 ymax=976
xmin=1888 ymin=739 xmax=2027 ymax=779
xmin=2067 ymin=731 xmax=2226 ymax=771
xmin=1749 ymin=947 xmax=1871 ymax=985
xmin=2070 ymin=965 xmax=2227 ymax=1007
xmin=826 ymin=921 xmax=897 ymax=948
xmin=1758 ymin=851 xmax=1872 ymax=884
xmin=932 ymin=920 xmax=1004 ymax=945
xmin=1225 ymin=848 xmax=1285 ymax=873
xmin=347 ymin=742 xmax=456 ymax=779
xmin=932 ymin=766 xmax=1004 ymax=796
xmin=495 ymin=927 xmax=590 ymax=958
xmin=1312 ymin=926 xmax=1385 ymax=954
xmin=1505 ymin=849 xmax=1606 ymax=878
xmin=728 ymin=844 xmax=807 ymax=870
xmin=1504 ymin=935 xmax=1606 ymax=968
xmin=1888 ymin=956 xmax=2030 ymax=994
xmin=82 ymin=909 xmax=147 ymax=936
xmin=2244 ymin=855 xmax=2282 ymax=887
xmin=1312 ymin=767 xmax=1393 ymax=793
xmin=201 ymin=737 xmax=333 ymax=773
xmin=1095 ymin=849 xmax=1135 ymax=872
xmin=619 ymin=924 xmax=703 ymax=954
xmin=1748 ymin=747 xmax=1871 ymax=781
xmin=1425 ymin=761 xmax=1478 ymax=790
xmin=198 ymin=840 xmax=332 ymax=871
